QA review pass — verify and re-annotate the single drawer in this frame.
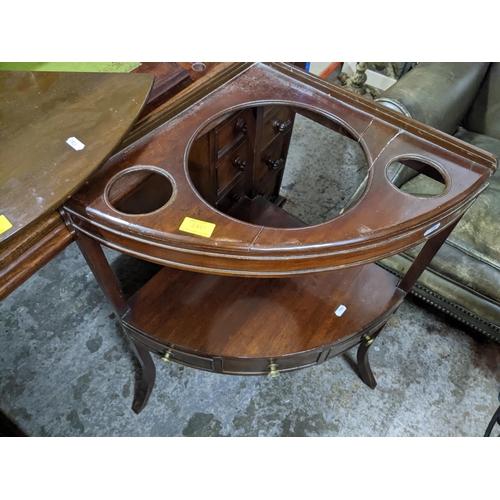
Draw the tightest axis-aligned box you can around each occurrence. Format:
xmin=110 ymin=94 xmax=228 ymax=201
xmin=216 ymin=141 xmax=247 ymax=194
xmin=215 ymin=110 xmax=248 ymax=159
xmin=163 ymin=345 xmax=215 ymax=372
xmin=254 ymin=136 xmax=286 ymax=184
xmin=326 ymin=332 xmax=364 ymax=360
xmin=260 ymin=106 xmax=294 ymax=149
xmin=221 ymin=349 xmax=322 ymax=375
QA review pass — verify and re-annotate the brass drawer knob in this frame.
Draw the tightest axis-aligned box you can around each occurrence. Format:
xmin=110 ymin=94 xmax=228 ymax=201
xmin=268 ymin=363 xmax=280 ymax=378
xmin=363 ymin=335 xmax=374 ymax=346
xmin=161 ymin=350 xmax=172 ymax=363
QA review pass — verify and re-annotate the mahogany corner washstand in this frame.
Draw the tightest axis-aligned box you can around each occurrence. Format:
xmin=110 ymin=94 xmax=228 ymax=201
xmin=63 ymin=63 xmax=497 ymax=413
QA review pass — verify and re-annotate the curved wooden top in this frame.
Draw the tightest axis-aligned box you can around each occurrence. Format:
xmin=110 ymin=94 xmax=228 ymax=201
xmin=65 ymin=63 xmax=497 ymax=277
xmin=0 ymin=70 xmax=154 ymax=244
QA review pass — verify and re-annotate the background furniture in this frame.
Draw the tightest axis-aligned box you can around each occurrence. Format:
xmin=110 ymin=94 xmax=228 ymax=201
xmin=373 ymin=63 xmax=500 ymax=342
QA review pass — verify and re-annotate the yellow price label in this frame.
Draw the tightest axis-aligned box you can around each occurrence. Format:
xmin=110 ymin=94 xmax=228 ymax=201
xmin=0 ymin=214 xmax=13 ymax=234
xmin=179 ymin=217 xmax=216 ymax=238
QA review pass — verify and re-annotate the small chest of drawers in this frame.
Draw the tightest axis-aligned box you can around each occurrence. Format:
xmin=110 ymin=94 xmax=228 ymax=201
xmin=188 ymin=105 xmax=296 ymax=213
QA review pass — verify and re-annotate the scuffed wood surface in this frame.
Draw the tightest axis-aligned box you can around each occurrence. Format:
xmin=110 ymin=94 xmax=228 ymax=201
xmin=0 ymin=70 xmax=154 ymax=244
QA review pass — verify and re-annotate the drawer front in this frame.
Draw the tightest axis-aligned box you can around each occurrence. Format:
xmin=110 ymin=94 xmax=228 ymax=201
xmin=164 ymin=345 xmax=214 ymax=371
xmin=260 ymin=106 xmax=294 ymax=150
xmin=254 ymin=136 xmax=286 ymax=187
xmin=215 ymin=177 xmax=246 ymax=213
xmin=124 ymin=324 xmax=215 ymax=371
xmin=326 ymin=332 xmax=364 ymax=360
xmin=216 ymin=141 xmax=247 ymax=194
xmin=221 ymin=349 xmax=323 ymax=375
xmin=215 ymin=110 xmax=248 ymax=159
xmin=254 ymin=168 xmax=284 ymax=201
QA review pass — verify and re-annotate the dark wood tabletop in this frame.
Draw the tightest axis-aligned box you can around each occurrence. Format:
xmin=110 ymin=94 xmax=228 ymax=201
xmin=0 ymin=70 xmax=154 ymax=244
xmin=0 ymin=63 xmax=235 ymax=300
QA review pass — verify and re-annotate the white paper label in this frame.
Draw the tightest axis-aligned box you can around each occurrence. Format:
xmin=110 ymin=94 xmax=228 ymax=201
xmin=424 ymin=223 xmax=441 ymax=237
xmin=335 ymin=305 xmax=347 ymax=317
xmin=66 ymin=137 xmax=85 ymax=151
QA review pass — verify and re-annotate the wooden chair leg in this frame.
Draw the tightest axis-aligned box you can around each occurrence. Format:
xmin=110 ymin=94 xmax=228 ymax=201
xmin=356 ymin=328 xmax=382 ymax=389
xmin=129 ymin=341 xmax=156 ymax=414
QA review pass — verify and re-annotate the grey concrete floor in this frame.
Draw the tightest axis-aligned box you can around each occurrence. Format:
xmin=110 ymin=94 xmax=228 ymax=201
xmin=1 ymin=113 xmax=499 ymax=437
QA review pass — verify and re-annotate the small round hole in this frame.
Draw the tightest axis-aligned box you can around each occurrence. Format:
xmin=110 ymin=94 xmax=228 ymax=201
xmin=191 ymin=62 xmax=206 ymax=72
xmin=387 ymin=158 xmax=447 ymax=197
xmin=106 ymin=167 xmax=174 ymax=215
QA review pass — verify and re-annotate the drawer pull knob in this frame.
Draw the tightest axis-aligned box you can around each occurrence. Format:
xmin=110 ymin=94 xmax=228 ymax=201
xmin=235 ymin=118 xmax=247 ymax=135
xmin=268 ymin=363 xmax=280 ymax=378
xmin=232 ymin=156 xmax=246 ymax=171
xmin=161 ymin=351 xmax=172 ymax=363
xmin=273 ymin=119 xmax=292 ymax=134
xmin=266 ymin=157 xmax=285 ymax=170
xmin=363 ymin=335 xmax=374 ymax=346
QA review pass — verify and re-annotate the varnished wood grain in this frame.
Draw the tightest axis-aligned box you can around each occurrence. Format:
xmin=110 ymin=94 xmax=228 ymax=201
xmin=65 ymin=62 xmax=496 ymax=277
xmin=0 ymin=211 xmax=63 ymax=269
xmin=123 ymin=263 xmax=403 ymax=360
xmin=0 ymin=70 xmax=154 ymax=244
xmin=0 ymin=220 xmax=73 ymax=301
xmin=121 ymin=63 xmax=252 ymax=148
xmin=132 ymin=62 xmax=190 ymax=116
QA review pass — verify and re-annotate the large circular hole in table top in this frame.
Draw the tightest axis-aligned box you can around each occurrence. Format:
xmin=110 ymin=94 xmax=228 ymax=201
xmin=186 ymin=104 xmax=369 ymax=228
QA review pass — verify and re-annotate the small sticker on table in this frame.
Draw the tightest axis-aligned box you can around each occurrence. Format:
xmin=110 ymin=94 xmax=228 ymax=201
xmin=179 ymin=217 xmax=216 ymax=238
xmin=424 ymin=223 xmax=441 ymax=237
xmin=66 ymin=136 xmax=85 ymax=151
xmin=0 ymin=214 xmax=13 ymax=234
xmin=335 ymin=304 xmax=347 ymax=317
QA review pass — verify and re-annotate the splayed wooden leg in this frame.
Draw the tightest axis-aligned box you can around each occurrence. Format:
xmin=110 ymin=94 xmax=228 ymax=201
xmin=356 ymin=328 xmax=383 ymax=389
xmin=130 ymin=341 xmax=156 ymax=414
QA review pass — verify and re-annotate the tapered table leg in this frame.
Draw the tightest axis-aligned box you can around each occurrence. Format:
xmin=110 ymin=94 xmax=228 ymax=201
xmin=130 ymin=341 xmax=156 ymax=414
xmin=356 ymin=327 xmax=383 ymax=389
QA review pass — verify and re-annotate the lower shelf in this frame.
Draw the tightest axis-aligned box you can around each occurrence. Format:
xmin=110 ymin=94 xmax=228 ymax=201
xmin=122 ymin=263 xmax=405 ymax=375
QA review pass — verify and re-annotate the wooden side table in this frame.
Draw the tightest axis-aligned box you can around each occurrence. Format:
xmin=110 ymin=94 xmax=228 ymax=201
xmin=63 ymin=63 xmax=497 ymax=413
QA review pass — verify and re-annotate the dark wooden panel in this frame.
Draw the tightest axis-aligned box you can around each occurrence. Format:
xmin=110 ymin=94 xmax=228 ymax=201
xmin=0 ymin=211 xmax=63 ymax=269
xmin=134 ymin=62 xmax=189 ymax=108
